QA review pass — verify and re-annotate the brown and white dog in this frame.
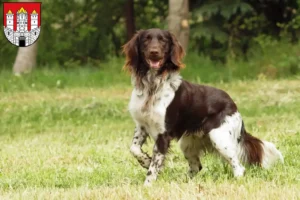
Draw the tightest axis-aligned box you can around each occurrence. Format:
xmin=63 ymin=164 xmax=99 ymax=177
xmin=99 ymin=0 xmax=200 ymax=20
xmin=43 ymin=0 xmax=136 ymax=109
xmin=123 ymin=28 xmax=283 ymax=186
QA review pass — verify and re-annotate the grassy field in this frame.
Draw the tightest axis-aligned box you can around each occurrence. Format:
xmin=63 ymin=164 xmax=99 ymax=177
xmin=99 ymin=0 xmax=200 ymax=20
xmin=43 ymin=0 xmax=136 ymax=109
xmin=0 ymin=67 xmax=299 ymax=200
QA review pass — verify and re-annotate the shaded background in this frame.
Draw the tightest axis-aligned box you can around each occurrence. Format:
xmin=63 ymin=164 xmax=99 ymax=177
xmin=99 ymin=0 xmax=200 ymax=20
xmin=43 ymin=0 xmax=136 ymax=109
xmin=0 ymin=0 xmax=299 ymax=81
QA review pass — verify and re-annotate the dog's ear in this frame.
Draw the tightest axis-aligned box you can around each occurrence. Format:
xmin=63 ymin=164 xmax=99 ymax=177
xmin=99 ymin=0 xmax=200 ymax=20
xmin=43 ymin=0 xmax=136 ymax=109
xmin=168 ymin=32 xmax=185 ymax=69
xmin=122 ymin=30 xmax=144 ymax=74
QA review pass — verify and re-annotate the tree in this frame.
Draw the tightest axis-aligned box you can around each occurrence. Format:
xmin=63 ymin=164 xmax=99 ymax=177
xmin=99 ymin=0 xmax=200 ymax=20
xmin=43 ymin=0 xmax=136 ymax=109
xmin=125 ymin=0 xmax=136 ymax=40
xmin=168 ymin=0 xmax=190 ymax=51
xmin=13 ymin=0 xmax=38 ymax=75
xmin=13 ymin=43 xmax=38 ymax=75
xmin=189 ymin=0 xmax=299 ymax=62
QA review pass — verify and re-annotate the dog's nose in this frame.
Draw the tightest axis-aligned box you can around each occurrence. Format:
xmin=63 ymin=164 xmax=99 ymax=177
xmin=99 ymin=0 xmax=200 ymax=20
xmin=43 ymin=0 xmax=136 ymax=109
xmin=150 ymin=50 xmax=159 ymax=55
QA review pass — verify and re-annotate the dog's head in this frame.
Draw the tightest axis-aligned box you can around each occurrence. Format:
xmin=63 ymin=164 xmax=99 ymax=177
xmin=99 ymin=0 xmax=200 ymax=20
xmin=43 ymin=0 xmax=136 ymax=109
xmin=123 ymin=28 xmax=185 ymax=76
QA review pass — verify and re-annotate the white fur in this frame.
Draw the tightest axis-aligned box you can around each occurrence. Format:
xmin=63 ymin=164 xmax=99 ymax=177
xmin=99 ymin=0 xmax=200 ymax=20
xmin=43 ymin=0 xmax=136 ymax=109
xmin=208 ymin=112 xmax=246 ymax=177
xmin=130 ymin=126 xmax=151 ymax=168
xmin=144 ymin=145 xmax=165 ymax=186
xmin=128 ymin=71 xmax=182 ymax=186
xmin=129 ymin=72 xmax=181 ymax=140
xmin=261 ymin=140 xmax=284 ymax=168
xmin=208 ymin=112 xmax=283 ymax=176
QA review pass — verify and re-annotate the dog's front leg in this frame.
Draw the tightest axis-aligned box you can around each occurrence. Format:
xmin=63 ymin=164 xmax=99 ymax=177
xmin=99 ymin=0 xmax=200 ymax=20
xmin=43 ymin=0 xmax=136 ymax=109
xmin=130 ymin=126 xmax=152 ymax=169
xmin=144 ymin=133 xmax=171 ymax=186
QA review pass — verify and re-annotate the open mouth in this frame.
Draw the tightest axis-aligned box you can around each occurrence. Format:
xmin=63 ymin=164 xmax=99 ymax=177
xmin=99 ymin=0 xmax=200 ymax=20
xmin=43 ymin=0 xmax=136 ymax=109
xmin=147 ymin=59 xmax=162 ymax=69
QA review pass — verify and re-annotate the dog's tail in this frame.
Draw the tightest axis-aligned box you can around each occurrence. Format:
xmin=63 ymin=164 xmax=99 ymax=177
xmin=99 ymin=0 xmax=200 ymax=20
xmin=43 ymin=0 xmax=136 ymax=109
xmin=239 ymin=122 xmax=284 ymax=168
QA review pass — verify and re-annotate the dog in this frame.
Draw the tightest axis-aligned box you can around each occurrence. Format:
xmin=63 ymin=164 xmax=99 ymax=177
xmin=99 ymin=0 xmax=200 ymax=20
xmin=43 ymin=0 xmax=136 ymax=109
xmin=122 ymin=28 xmax=284 ymax=186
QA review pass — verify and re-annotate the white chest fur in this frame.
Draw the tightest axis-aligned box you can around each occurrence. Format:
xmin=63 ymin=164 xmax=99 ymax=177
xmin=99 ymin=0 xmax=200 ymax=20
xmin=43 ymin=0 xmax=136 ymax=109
xmin=128 ymin=72 xmax=182 ymax=140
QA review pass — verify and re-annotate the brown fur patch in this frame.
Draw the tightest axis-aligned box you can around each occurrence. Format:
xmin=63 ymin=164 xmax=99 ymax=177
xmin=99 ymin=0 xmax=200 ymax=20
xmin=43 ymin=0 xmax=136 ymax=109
xmin=243 ymin=132 xmax=263 ymax=166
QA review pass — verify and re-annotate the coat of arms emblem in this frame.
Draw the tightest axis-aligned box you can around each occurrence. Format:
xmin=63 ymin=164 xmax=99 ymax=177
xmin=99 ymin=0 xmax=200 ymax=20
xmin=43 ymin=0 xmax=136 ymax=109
xmin=3 ymin=2 xmax=41 ymax=47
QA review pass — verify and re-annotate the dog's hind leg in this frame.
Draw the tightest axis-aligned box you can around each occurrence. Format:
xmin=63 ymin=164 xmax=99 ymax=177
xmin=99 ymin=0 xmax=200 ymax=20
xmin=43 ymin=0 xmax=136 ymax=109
xmin=144 ymin=133 xmax=171 ymax=186
xmin=130 ymin=126 xmax=152 ymax=169
xmin=209 ymin=113 xmax=245 ymax=177
xmin=179 ymin=134 xmax=202 ymax=178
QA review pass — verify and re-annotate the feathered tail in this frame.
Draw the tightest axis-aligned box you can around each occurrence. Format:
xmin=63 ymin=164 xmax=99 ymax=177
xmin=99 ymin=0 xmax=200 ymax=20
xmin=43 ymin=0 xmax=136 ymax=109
xmin=239 ymin=122 xmax=284 ymax=168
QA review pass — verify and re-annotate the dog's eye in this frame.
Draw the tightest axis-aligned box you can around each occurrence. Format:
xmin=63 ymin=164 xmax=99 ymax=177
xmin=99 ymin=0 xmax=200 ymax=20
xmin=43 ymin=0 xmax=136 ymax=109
xmin=158 ymin=36 xmax=167 ymax=43
xmin=146 ymin=35 xmax=152 ymax=40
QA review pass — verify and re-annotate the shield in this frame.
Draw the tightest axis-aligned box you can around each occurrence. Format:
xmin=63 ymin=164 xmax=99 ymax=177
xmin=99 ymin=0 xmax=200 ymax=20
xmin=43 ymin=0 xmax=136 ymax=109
xmin=3 ymin=2 xmax=41 ymax=47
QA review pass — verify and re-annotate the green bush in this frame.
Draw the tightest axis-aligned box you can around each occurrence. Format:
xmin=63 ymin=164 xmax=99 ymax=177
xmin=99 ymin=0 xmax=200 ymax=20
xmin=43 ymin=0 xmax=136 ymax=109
xmin=0 ymin=0 xmax=299 ymax=79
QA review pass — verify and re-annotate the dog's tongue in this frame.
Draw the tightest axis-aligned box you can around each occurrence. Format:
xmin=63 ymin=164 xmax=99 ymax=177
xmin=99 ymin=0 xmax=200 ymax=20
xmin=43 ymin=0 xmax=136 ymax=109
xmin=150 ymin=60 xmax=160 ymax=68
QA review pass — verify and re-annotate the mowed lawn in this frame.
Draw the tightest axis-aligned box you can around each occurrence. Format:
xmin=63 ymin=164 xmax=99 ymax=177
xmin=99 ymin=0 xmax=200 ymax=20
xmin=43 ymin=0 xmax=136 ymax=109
xmin=0 ymin=74 xmax=299 ymax=199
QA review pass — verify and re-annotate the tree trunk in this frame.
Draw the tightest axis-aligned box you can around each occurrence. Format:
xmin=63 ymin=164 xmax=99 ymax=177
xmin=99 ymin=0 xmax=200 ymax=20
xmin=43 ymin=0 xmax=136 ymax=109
xmin=13 ymin=0 xmax=37 ymax=75
xmin=168 ymin=0 xmax=190 ymax=52
xmin=13 ymin=43 xmax=38 ymax=75
xmin=125 ymin=0 xmax=136 ymax=40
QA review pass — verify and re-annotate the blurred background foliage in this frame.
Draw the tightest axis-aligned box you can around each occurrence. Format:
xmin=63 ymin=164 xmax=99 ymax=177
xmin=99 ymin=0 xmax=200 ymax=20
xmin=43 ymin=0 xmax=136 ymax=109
xmin=0 ymin=0 xmax=299 ymax=78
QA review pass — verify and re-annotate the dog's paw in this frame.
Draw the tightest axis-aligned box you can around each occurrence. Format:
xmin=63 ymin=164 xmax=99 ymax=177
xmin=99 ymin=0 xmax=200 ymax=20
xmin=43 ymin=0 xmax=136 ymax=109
xmin=233 ymin=165 xmax=245 ymax=177
xmin=143 ymin=179 xmax=153 ymax=187
xmin=187 ymin=169 xmax=199 ymax=179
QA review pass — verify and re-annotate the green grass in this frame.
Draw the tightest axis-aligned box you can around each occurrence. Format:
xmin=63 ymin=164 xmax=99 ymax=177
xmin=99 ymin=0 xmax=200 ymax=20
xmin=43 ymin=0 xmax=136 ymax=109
xmin=1 ymin=47 xmax=299 ymax=93
xmin=0 ymin=66 xmax=299 ymax=200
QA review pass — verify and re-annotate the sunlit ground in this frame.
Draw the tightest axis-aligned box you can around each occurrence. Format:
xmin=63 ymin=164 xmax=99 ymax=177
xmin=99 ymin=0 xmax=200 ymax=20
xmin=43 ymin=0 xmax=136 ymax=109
xmin=0 ymin=70 xmax=299 ymax=199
